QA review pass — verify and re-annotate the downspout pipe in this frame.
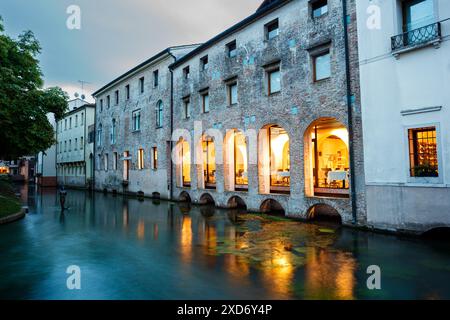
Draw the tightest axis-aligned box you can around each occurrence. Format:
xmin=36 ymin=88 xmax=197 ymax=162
xmin=342 ymin=0 xmax=358 ymax=224
xmin=168 ymin=51 xmax=176 ymax=201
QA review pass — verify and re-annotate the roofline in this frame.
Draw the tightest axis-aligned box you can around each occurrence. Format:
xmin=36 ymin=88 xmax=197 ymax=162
xmin=170 ymin=0 xmax=291 ymax=69
xmin=62 ymin=103 xmax=95 ymax=118
xmin=92 ymin=44 xmax=200 ymax=97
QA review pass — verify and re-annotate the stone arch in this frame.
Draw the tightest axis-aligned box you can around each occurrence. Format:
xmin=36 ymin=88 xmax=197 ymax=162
xmin=152 ymin=192 xmax=161 ymax=199
xmin=260 ymin=199 xmax=285 ymax=215
xmin=223 ymin=129 xmax=250 ymax=192
xmin=303 ymin=117 xmax=350 ymax=198
xmin=306 ymin=203 xmax=342 ymax=224
xmin=258 ymin=124 xmax=291 ymax=194
xmin=199 ymin=193 xmax=215 ymax=205
xmin=179 ymin=191 xmax=191 ymax=203
xmin=227 ymin=196 xmax=247 ymax=209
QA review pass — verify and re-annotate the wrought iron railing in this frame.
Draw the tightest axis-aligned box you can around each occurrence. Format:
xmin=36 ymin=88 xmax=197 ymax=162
xmin=391 ymin=22 xmax=441 ymax=52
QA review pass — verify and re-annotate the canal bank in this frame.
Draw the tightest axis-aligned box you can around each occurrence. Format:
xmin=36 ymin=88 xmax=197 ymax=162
xmin=1 ymin=185 xmax=450 ymax=300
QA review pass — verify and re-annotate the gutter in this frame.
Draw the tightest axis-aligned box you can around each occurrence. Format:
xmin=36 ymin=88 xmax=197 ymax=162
xmin=168 ymin=51 xmax=176 ymax=201
xmin=342 ymin=0 xmax=358 ymax=224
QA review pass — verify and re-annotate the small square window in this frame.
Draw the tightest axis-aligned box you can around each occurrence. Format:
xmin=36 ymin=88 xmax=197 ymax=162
xmin=265 ymin=19 xmax=279 ymax=40
xmin=312 ymin=0 xmax=328 ymax=18
xmin=183 ymin=66 xmax=190 ymax=79
xmin=313 ymin=51 xmax=331 ymax=81
xmin=139 ymin=77 xmax=145 ymax=93
xmin=408 ymin=127 xmax=439 ymax=177
xmin=200 ymin=55 xmax=209 ymax=71
xmin=228 ymin=82 xmax=238 ymax=105
xmin=227 ymin=40 xmax=237 ymax=58
xmin=268 ymin=69 xmax=281 ymax=95
xmin=202 ymin=93 xmax=210 ymax=113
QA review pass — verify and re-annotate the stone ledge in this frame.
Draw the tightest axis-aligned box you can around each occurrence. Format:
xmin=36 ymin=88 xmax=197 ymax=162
xmin=0 ymin=209 xmax=26 ymax=225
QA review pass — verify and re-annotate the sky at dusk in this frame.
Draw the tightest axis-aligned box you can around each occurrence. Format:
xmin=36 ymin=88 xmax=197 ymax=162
xmin=0 ymin=0 xmax=262 ymax=102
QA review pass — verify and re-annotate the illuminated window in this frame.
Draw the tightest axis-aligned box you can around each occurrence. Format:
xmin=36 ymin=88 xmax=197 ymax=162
xmin=181 ymin=140 xmax=191 ymax=187
xmin=152 ymin=147 xmax=158 ymax=170
xmin=269 ymin=125 xmax=290 ymax=193
xmin=309 ymin=119 xmax=350 ymax=197
xmin=408 ymin=127 xmax=438 ymax=177
xmin=202 ymin=137 xmax=216 ymax=189
xmin=137 ymin=148 xmax=144 ymax=170
xmin=123 ymin=151 xmax=130 ymax=181
xmin=234 ymin=131 xmax=248 ymax=190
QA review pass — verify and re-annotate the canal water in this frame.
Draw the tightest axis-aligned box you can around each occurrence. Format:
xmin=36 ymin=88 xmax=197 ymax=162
xmin=1 ymin=185 xmax=450 ymax=300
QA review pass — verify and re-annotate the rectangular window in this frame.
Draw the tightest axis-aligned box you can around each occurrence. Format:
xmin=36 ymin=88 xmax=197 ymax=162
xmin=228 ymin=82 xmax=238 ymax=105
xmin=152 ymin=147 xmax=158 ymax=170
xmin=183 ymin=66 xmax=190 ymax=79
xmin=227 ymin=40 xmax=237 ymax=58
xmin=183 ymin=98 xmax=191 ymax=119
xmin=408 ymin=127 xmax=438 ymax=177
xmin=115 ymin=90 xmax=119 ymax=105
xmin=80 ymin=137 xmax=84 ymax=150
xmin=75 ymin=138 xmax=78 ymax=150
xmin=202 ymin=93 xmax=210 ymax=113
xmin=69 ymin=139 xmax=72 ymax=152
xmin=312 ymin=0 xmax=328 ymax=18
xmin=97 ymin=154 xmax=102 ymax=171
xmin=314 ymin=51 xmax=331 ymax=81
xmin=200 ymin=55 xmax=209 ymax=71
xmin=107 ymin=95 xmax=111 ymax=108
xmin=65 ymin=119 xmax=67 ymax=130
xmin=123 ymin=151 xmax=130 ymax=180
xmin=139 ymin=77 xmax=145 ymax=94
xmin=81 ymin=113 xmax=84 ymax=125
xmin=104 ymin=154 xmax=109 ymax=172
xmin=132 ymin=110 xmax=141 ymax=131
xmin=64 ymin=141 xmax=67 ymax=152
xmin=403 ymin=0 xmax=434 ymax=32
xmin=69 ymin=117 xmax=72 ymax=129
xmin=268 ymin=68 xmax=281 ymax=95
xmin=75 ymin=115 xmax=78 ymax=127
xmin=113 ymin=152 xmax=118 ymax=171
xmin=265 ymin=19 xmax=279 ymax=40
xmin=153 ymin=70 xmax=159 ymax=87
xmin=126 ymin=85 xmax=130 ymax=100
xmin=100 ymin=99 xmax=103 ymax=112
xmin=138 ymin=149 xmax=144 ymax=170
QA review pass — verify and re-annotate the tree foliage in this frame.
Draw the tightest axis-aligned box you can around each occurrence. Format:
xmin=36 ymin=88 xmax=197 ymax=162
xmin=0 ymin=16 xmax=68 ymax=159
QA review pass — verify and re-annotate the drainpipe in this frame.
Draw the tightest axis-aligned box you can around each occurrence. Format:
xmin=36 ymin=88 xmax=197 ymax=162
xmin=168 ymin=51 xmax=176 ymax=201
xmin=342 ymin=0 xmax=358 ymax=224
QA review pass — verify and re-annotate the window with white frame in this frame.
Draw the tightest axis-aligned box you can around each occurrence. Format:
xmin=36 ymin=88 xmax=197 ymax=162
xmin=132 ymin=110 xmax=141 ymax=131
xmin=408 ymin=126 xmax=439 ymax=178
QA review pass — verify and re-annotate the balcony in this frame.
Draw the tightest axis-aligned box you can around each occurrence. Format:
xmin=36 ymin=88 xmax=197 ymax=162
xmin=391 ymin=21 xmax=441 ymax=55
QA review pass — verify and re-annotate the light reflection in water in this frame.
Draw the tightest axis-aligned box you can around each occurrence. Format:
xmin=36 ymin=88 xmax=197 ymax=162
xmin=137 ymin=219 xmax=145 ymax=240
xmin=180 ymin=215 xmax=193 ymax=262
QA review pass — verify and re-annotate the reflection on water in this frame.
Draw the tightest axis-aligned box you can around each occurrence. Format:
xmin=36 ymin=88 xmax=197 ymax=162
xmin=1 ymin=185 xmax=450 ymax=300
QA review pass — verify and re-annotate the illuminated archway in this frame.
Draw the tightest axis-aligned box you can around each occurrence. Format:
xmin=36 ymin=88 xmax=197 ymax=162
xmin=304 ymin=118 xmax=349 ymax=198
xmin=201 ymin=135 xmax=216 ymax=189
xmin=224 ymin=130 xmax=248 ymax=191
xmin=175 ymin=138 xmax=191 ymax=187
xmin=259 ymin=124 xmax=290 ymax=194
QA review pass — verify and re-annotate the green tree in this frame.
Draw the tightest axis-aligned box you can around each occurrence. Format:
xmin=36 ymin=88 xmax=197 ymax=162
xmin=0 ymin=16 xmax=68 ymax=160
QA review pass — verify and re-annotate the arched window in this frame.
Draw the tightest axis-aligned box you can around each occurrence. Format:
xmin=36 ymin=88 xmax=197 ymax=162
xmin=156 ymin=101 xmax=163 ymax=128
xmin=97 ymin=124 xmax=103 ymax=146
xmin=111 ymin=119 xmax=116 ymax=144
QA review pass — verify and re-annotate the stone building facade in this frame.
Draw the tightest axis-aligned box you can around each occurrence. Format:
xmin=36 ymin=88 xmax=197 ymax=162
xmin=93 ymin=0 xmax=366 ymax=226
xmin=92 ymin=45 xmax=199 ymax=199
xmin=56 ymin=100 xmax=95 ymax=188
xmin=170 ymin=0 xmax=366 ymax=225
